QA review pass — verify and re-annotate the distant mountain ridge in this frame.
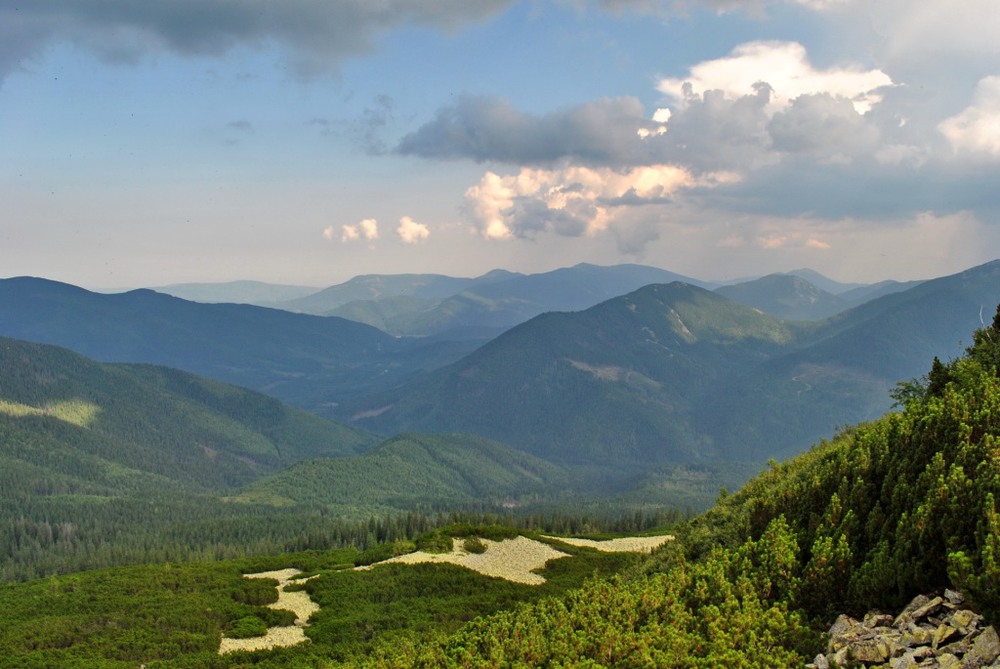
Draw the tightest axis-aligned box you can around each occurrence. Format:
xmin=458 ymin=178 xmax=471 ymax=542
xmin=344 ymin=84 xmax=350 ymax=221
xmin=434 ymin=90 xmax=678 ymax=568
xmin=0 ymin=277 xmax=480 ymax=415
xmin=149 ymin=280 xmax=319 ymax=305
xmin=348 ymin=260 xmax=1000 ymax=465
xmin=282 ymin=263 xmax=713 ymax=337
xmin=715 ymin=274 xmax=848 ymax=320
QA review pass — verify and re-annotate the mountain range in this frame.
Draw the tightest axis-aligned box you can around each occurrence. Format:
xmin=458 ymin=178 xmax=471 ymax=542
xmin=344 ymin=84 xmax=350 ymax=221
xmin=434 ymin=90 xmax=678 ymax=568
xmin=2 ymin=261 xmax=998 ymax=474
xmin=347 ymin=261 xmax=1000 ymax=464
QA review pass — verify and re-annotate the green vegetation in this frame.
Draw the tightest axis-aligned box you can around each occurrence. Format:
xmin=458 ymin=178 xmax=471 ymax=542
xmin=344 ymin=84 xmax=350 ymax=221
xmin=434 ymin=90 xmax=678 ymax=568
xmin=348 ymin=307 xmax=1000 ymax=667
xmin=3 ymin=283 xmax=1000 ymax=666
xmin=352 ymin=263 xmax=1000 ymax=467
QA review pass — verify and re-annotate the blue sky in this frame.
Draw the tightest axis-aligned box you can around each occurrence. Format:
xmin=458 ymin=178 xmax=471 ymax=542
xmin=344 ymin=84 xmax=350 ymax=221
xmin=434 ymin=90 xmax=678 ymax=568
xmin=2 ymin=1 xmax=999 ymax=289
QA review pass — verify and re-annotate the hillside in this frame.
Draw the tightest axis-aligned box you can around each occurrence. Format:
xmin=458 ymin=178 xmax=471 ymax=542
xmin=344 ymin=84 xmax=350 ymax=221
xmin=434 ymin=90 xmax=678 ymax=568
xmin=349 ymin=282 xmax=805 ymax=463
xmin=0 ymin=337 xmax=375 ymax=492
xmin=350 ymin=261 xmax=1000 ymax=465
xmin=715 ymin=273 xmax=849 ymax=320
xmin=5 ymin=309 xmax=1000 ymax=667
xmin=0 ymin=277 xmax=480 ymax=416
xmin=234 ymin=433 xmax=571 ymax=515
xmin=350 ymin=309 xmax=1000 ymax=667
xmin=0 ymin=337 xmax=383 ymax=579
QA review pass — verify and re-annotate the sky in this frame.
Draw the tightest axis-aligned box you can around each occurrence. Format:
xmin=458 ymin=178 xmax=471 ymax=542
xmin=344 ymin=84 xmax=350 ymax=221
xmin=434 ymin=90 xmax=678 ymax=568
xmin=2 ymin=0 xmax=1000 ymax=289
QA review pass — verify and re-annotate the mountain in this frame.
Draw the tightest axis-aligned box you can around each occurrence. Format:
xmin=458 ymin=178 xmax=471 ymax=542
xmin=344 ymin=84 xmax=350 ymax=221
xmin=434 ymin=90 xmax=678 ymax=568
xmin=347 ymin=282 xmax=806 ymax=463
xmin=0 ymin=277 xmax=481 ymax=416
xmin=278 ymin=269 xmax=522 ymax=314
xmin=234 ymin=433 xmax=571 ymax=514
xmin=838 ymin=278 xmax=924 ymax=305
xmin=149 ymin=280 xmax=319 ymax=305
xmin=323 ymin=263 xmax=712 ymax=337
xmin=783 ymin=268 xmax=867 ymax=294
xmin=714 ymin=273 xmax=849 ymax=320
xmin=0 ymin=337 xmax=376 ymax=494
xmin=348 ymin=261 xmax=1000 ymax=465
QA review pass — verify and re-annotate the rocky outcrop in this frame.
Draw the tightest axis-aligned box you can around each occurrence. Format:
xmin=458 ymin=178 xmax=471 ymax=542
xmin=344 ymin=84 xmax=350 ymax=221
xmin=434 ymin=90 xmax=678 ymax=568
xmin=809 ymin=591 xmax=1000 ymax=668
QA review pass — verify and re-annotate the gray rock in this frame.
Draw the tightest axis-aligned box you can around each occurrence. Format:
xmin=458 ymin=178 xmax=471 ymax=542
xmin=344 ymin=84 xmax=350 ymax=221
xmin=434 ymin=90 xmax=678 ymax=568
xmin=969 ymin=627 xmax=1000 ymax=665
xmin=945 ymin=589 xmax=965 ymax=605
xmin=934 ymin=624 xmax=960 ymax=648
xmin=950 ymin=609 xmax=982 ymax=635
xmin=937 ymin=652 xmax=963 ymax=669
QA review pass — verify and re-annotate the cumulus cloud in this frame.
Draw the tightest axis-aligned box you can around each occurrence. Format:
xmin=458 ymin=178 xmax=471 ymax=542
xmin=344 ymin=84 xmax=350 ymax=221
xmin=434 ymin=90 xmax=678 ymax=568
xmin=658 ymin=41 xmax=892 ymax=114
xmin=400 ymin=42 xmax=894 ymax=175
xmin=0 ymin=1 xmax=514 ymax=81
xmin=397 ymin=216 xmax=430 ymax=244
xmin=328 ymin=218 xmax=379 ymax=243
xmin=463 ymin=164 xmax=709 ymax=243
xmin=939 ymin=76 xmax=1000 ymax=159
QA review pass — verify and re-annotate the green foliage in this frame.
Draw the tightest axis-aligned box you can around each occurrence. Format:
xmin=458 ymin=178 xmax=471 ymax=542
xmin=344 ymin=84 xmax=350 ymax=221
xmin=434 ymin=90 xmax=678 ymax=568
xmin=415 ymin=530 xmax=453 ymax=553
xmin=463 ymin=536 xmax=487 ymax=554
xmin=226 ymin=615 xmax=268 ymax=639
xmin=354 ymin=540 xmax=416 ymax=567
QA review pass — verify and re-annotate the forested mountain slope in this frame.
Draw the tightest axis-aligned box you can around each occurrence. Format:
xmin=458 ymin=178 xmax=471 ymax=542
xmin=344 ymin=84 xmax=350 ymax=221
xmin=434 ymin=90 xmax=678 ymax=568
xmin=234 ymin=433 xmax=571 ymax=515
xmin=351 ymin=261 xmax=1000 ymax=464
xmin=714 ymin=273 xmax=848 ymax=320
xmin=0 ymin=337 xmax=375 ymax=491
xmin=358 ymin=308 xmax=1000 ymax=668
xmin=0 ymin=337 xmax=380 ymax=579
xmin=349 ymin=282 xmax=803 ymax=463
xmin=0 ymin=277 xmax=480 ymax=415
xmin=4 ymin=313 xmax=1000 ymax=667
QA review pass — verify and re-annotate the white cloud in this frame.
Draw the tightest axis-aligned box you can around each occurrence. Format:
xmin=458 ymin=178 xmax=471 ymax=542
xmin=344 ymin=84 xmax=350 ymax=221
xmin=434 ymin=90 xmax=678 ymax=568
xmin=336 ymin=218 xmax=380 ymax=243
xmin=464 ymin=164 xmax=710 ymax=244
xmin=397 ymin=216 xmax=430 ymax=244
xmin=359 ymin=218 xmax=379 ymax=240
xmin=658 ymin=41 xmax=892 ymax=114
xmin=939 ymin=76 xmax=1000 ymax=158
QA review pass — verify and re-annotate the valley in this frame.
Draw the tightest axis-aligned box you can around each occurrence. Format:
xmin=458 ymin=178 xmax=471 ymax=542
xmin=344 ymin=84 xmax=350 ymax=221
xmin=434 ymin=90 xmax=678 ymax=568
xmin=1 ymin=260 xmax=999 ymax=667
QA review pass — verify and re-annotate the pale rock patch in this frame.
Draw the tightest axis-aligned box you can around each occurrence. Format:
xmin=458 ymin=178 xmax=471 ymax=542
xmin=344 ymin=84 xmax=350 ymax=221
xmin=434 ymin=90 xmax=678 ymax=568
xmin=218 ymin=568 xmax=319 ymax=655
xmin=357 ymin=536 xmax=570 ymax=585
xmin=543 ymin=535 xmax=675 ymax=553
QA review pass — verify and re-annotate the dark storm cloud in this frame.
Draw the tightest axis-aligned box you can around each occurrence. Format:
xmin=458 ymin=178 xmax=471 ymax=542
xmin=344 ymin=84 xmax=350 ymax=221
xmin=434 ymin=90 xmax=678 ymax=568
xmin=396 ymin=95 xmax=664 ymax=166
xmin=0 ymin=1 xmax=514 ymax=81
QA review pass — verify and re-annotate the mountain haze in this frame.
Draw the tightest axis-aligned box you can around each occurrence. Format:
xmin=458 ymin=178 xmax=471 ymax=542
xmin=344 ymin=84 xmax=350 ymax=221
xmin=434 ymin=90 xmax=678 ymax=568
xmin=299 ymin=263 xmax=711 ymax=337
xmin=715 ymin=273 xmax=848 ymax=320
xmin=0 ymin=277 xmax=479 ymax=415
xmin=349 ymin=261 xmax=1000 ymax=464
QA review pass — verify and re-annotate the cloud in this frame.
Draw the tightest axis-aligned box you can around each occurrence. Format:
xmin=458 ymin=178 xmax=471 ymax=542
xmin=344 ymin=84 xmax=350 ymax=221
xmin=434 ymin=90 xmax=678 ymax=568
xmin=939 ymin=76 xmax=1000 ymax=159
xmin=336 ymin=218 xmax=380 ymax=243
xmin=397 ymin=95 xmax=662 ymax=167
xmin=658 ymin=41 xmax=892 ymax=114
xmin=0 ymin=1 xmax=514 ymax=82
xmin=397 ymin=216 xmax=430 ymax=244
xmin=463 ymin=164 xmax=706 ymax=244
xmin=767 ymin=93 xmax=880 ymax=160
xmin=399 ymin=43 xmax=894 ymax=174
